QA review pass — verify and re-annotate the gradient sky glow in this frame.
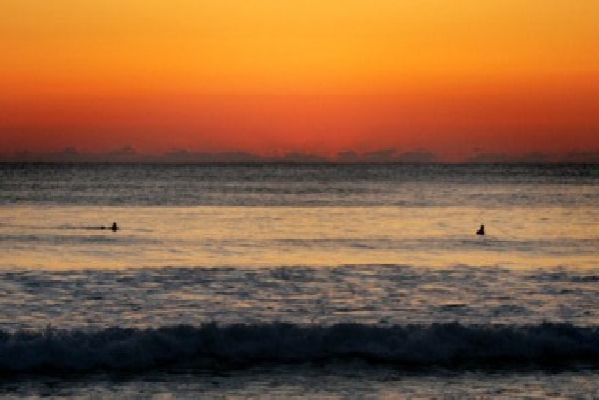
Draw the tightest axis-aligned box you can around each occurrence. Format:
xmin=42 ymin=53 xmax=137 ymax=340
xmin=1 ymin=0 xmax=598 ymax=160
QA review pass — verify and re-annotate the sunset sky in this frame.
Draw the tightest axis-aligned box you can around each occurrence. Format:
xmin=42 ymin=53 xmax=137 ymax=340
xmin=1 ymin=0 xmax=598 ymax=160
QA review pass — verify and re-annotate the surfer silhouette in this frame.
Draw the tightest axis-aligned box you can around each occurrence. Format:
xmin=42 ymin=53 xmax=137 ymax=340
xmin=111 ymin=222 xmax=118 ymax=232
xmin=476 ymin=224 xmax=485 ymax=235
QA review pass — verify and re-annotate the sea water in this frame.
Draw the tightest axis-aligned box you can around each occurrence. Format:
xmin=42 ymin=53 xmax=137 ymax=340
xmin=0 ymin=163 xmax=597 ymax=398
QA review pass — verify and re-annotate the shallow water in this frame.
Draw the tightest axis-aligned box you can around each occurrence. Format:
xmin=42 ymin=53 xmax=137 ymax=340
xmin=1 ymin=163 xmax=598 ymax=397
xmin=0 ymin=265 xmax=598 ymax=330
xmin=2 ymin=368 xmax=599 ymax=399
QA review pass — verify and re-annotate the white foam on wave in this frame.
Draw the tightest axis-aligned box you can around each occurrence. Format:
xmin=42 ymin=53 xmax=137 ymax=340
xmin=1 ymin=323 xmax=598 ymax=373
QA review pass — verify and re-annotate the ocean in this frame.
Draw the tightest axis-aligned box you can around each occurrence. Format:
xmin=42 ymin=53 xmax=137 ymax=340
xmin=0 ymin=163 xmax=598 ymax=398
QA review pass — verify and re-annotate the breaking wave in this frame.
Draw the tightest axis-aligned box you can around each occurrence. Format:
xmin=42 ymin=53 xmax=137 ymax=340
xmin=1 ymin=323 xmax=598 ymax=373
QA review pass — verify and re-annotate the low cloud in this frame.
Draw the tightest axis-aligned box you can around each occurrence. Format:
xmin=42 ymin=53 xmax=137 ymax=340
xmin=336 ymin=149 xmax=437 ymax=163
xmin=466 ymin=152 xmax=513 ymax=163
xmin=467 ymin=151 xmax=599 ymax=164
xmin=162 ymin=150 xmax=263 ymax=163
xmin=516 ymin=152 xmax=553 ymax=163
xmin=395 ymin=151 xmax=436 ymax=163
xmin=2 ymin=147 xmax=597 ymax=164
xmin=336 ymin=151 xmax=360 ymax=162
xmin=362 ymin=148 xmax=397 ymax=162
xmin=562 ymin=151 xmax=599 ymax=163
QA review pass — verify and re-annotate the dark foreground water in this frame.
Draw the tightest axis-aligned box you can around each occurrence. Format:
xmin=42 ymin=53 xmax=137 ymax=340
xmin=0 ymin=163 xmax=597 ymax=398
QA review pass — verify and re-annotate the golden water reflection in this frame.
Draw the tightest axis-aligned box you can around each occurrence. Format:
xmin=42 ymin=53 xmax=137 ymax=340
xmin=1 ymin=205 xmax=597 ymax=269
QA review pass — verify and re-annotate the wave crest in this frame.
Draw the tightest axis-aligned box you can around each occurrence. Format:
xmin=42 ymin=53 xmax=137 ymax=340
xmin=1 ymin=323 xmax=598 ymax=373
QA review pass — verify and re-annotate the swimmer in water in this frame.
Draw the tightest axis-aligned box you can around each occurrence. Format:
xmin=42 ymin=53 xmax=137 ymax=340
xmin=476 ymin=224 xmax=485 ymax=235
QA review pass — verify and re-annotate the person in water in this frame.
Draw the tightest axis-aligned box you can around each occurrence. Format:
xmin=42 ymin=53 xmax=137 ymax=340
xmin=111 ymin=222 xmax=118 ymax=232
xmin=476 ymin=224 xmax=485 ymax=235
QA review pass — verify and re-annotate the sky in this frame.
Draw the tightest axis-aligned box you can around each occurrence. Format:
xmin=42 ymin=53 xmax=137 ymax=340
xmin=1 ymin=0 xmax=598 ymax=160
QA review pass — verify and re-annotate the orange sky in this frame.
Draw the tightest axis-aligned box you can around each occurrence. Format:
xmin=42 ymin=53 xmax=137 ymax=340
xmin=1 ymin=0 xmax=598 ymax=160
